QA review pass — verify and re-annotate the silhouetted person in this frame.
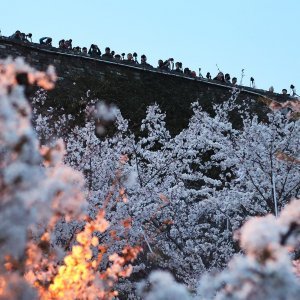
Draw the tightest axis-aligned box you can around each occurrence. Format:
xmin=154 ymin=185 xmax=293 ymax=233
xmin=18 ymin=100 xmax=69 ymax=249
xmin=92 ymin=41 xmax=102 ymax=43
xmin=269 ymin=86 xmax=274 ymax=93
xmin=133 ymin=52 xmax=138 ymax=63
xmin=184 ymin=67 xmax=191 ymax=76
xmin=88 ymin=44 xmax=101 ymax=58
xmin=127 ymin=53 xmax=134 ymax=61
xmin=124 ymin=53 xmax=135 ymax=64
xmin=290 ymin=84 xmax=298 ymax=97
xmin=206 ymin=72 xmax=211 ymax=79
xmin=213 ymin=72 xmax=225 ymax=83
xmin=157 ymin=59 xmax=167 ymax=70
xmin=10 ymin=30 xmax=22 ymax=40
xmin=282 ymin=89 xmax=288 ymax=95
xmin=65 ymin=39 xmax=72 ymax=50
xmin=20 ymin=33 xmax=32 ymax=43
xmin=140 ymin=54 xmax=151 ymax=67
xmin=39 ymin=37 xmax=52 ymax=46
xmin=73 ymin=46 xmax=81 ymax=54
xmin=191 ymin=71 xmax=197 ymax=78
xmin=225 ymin=73 xmax=231 ymax=84
xmin=20 ymin=33 xmax=27 ymax=42
xmin=157 ymin=59 xmax=164 ymax=69
xmin=157 ymin=58 xmax=172 ymax=71
xmin=102 ymin=47 xmax=113 ymax=59
xmin=114 ymin=54 xmax=121 ymax=61
xmin=174 ymin=62 xmax=183 ymax=73
xmin=232 ymin=77 xmax=237 ymax=85
xmin=59 ymin=39 xmax=66 ymax=49
xmin=82 ymin=47 xmax=88 ymax=55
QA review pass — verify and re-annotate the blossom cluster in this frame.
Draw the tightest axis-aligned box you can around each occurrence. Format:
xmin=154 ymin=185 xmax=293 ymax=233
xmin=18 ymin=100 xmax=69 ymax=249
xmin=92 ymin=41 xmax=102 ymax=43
xmin=32 ymin=82 xmax=300 ymax=295
xmin=0 ymin=58 xmax=141 ymax=299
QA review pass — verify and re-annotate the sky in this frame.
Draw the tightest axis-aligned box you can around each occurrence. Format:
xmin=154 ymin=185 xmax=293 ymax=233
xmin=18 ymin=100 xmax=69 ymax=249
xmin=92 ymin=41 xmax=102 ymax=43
xmin=1 ymin=0 xmax=299 ymax=93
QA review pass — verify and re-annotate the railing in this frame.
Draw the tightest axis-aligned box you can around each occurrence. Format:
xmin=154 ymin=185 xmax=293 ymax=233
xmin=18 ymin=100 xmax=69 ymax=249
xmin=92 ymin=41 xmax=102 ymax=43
xmin=0 ymin=36 xmax=286 ymax=101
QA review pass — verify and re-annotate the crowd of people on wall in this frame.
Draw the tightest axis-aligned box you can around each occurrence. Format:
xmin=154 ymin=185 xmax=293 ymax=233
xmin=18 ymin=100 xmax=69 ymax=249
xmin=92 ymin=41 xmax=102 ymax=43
xmin=3 ymin=30 xmax=298 ymax=96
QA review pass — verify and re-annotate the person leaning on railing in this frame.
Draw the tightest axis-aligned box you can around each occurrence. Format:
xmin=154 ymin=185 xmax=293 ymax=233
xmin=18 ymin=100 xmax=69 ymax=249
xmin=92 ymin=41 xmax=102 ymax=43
xmin=65 ymin=39 xmax=72 ymax=50
xmin=173 ymin=62 xmax=183 ymax=73
xmin=157 ymin=58 xmax=172 ymax=71
xmin=10 ymin=30 xmax=22 ymax=40
xmin=123 ymin=53 xmax=136 ymax=64
xmin=88 ymin=44 xmax=101 ymax=58
xmin=82 ymin=47 xmax=88 ymax=55
xmin=39 ymin=37 xmax=52 ymax=47
xmin=20 ymin=33 xmax=32 ymax=43
xmin=114 ymin=54 xmax=121 ymax=61
xmin=213 ymin=72 xmax=225 ymax=83
xmin=102 ymin=47 xmax=113 ymax=59
xmin=225 ymin=73 xmax=231 ymax=84
xmin=140 ymin=54 xmax=152 ymax=67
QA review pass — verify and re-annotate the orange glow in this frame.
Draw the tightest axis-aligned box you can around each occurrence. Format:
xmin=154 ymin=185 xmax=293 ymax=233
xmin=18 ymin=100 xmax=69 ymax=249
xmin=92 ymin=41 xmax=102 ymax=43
xmin=121 ymin=217 xmax=132 ymax=229
xmin=27 ymin=209 xmax=142 ymax=300
xmin=1 ymin=60 xmax=141 ymax=299
xmin=0 ymin=276 xmax=6 ymax=296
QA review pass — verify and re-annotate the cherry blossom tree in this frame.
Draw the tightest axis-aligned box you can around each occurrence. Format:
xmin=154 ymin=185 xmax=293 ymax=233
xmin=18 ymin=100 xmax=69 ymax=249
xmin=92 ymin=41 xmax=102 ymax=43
xmin=31 ymin=80 xmax=300 ymax=295
xmin=0 ymin=58 xmax=141 ymax=300
xmin=197 ymin=198 xmax=300 ymax=300
xmin=139 ymin=198 xmax=300 ymax=300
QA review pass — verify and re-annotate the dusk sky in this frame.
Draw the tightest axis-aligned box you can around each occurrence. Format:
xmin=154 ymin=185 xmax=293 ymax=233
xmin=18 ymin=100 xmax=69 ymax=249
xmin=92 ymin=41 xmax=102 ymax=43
xmin=2 ymin=0 xmax=299 ymax=93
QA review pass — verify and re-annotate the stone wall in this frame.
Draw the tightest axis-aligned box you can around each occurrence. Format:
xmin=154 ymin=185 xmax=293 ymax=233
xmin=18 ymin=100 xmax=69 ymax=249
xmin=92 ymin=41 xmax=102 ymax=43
xmin=0 ymin=37 xmax=287 ymax=134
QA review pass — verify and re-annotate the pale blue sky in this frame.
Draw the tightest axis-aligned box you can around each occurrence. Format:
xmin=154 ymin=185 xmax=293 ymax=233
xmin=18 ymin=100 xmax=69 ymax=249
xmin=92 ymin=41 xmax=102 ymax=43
xmin=1 ymin=0 xmax=299 ymax=93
